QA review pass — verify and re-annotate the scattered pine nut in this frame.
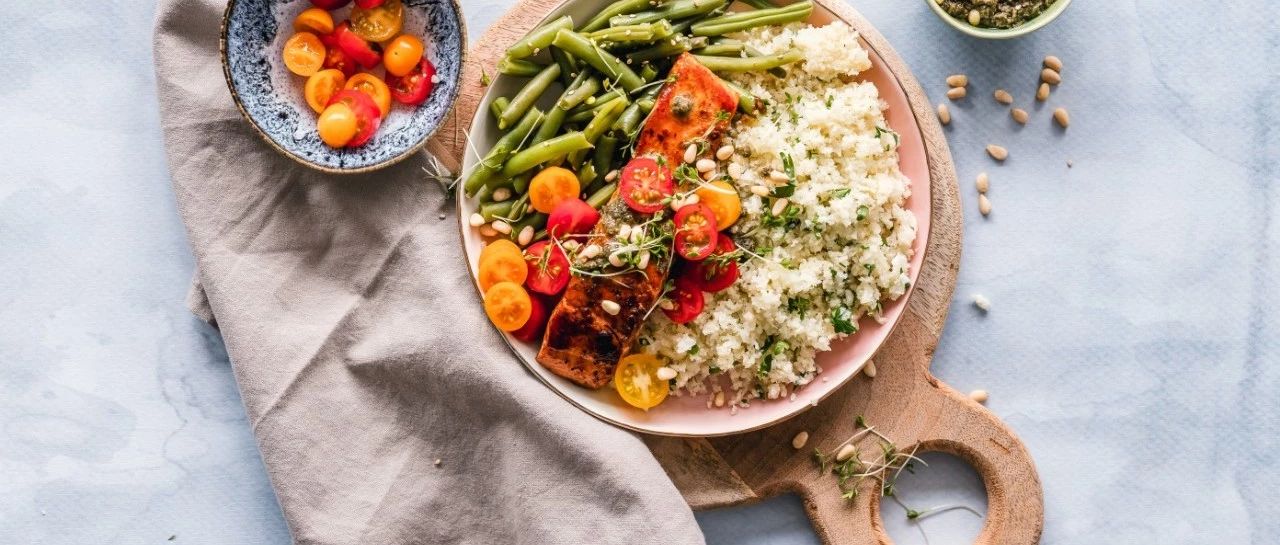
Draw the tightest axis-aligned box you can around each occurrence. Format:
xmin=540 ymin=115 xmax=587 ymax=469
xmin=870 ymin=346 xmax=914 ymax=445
xmin=478 ymin=224 xmax=497 ymax=237
xmin=967 ymin=9 xmax=981 ymax=26
xmin=1011 ymin=108 xmax=1029 ymax=124
xmin=608 ymin=252 xmax=625 ymax=267
xmin=578 ymin=244 xmax=601 ymax=260
xmin=769 ymin=170 xmax=790 ymax=184
xmin=1067 ymin=159 xmax=1074 ymax=168
xmin=434 ymin=458 xmax=442 ymax=466
xmin=492 ymin=187 xmax=512 ymax=202
xmin=491 ymin=220 xmax=511 ymax=235
xmin=715 ymin=145 xmax=734 ymax=161
xmin=1041 ymin=68 xmax=1062 ymax=85
xmin=656 ymin=366 xmax=677 ymax=380
xmin=1053 ymin=107 xmax=1070 ymax=128
xmin=986 ymin=144 xmax=1008 ymax=161
xmin=637 ymin=249 xmax=651 ymax=269
xmin=978 ymin=194 xmax=992 ymax=216
xmin=682 ymin=194 xmax=700 ymax=207
xmin=563 ymin=240 xmax=581 ymax=251
xmin=836 ymin=444 xmax=857 ymax=462
xmin=792 ymin=431 xmax=810 ymax=449
xmin=975 ymin=172 xmax=989 ymax=194
xmin=684 ymin=144 xmax=697 ymax=164
xmin=969 ymin=389 xmax=990 ymax=403
xmin=601 ymin=300 xmax=621 ymax=315
xmin=946 ymin=86 xmax=967 ymax=100
xmin=937 ymin=103 xmax=951 ymax=125
xmin=994 ymin=89 xmax=1013 ymax=104
xmin=863 ymin=360 xmax=877 ymax=378
xmin=1043 ymin=55 xmax=1063 ymax=72
xmin=468 ymin=213 xmax=485 ymax=227
xmin=696 ymin=158 xmax=716 ymax=173
xmin=771 ymin=197 xmax=790 ymax=216
xmin=1036 ymin=82 xmax=1051 ymax=101
xmin=517 ymin=226 xmax=534 ymax=246
xmin=616 ymin=224 xmax=632 ymax=241
xmin=972 ymin=293 xmax=991 ymax=311
xmin=714 ymin=391 xmax=726 ymax=407
xmin=946 ymin=74 xmax=968 ymax=87
xmin=750 ymin=185 xmax=770 ymax=197
xmin=604 ymin=169 xmax=619 ymax=182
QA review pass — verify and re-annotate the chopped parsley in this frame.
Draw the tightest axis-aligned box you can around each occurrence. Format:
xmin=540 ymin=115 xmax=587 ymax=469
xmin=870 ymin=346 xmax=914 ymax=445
xmin=829 ymin=188 xmax=851 ymax=199
xmin=856 ymin=205 xmax=869 ymax=222
xmin=831 ymin=306 xmax=858 ymax=334
xmin=771 ymin=152 xmax=797 ymax=198
xmin=687 ymin=344 xmax=700 ymax=355
xmin=787 ymin=297 xmax=811 ymax=316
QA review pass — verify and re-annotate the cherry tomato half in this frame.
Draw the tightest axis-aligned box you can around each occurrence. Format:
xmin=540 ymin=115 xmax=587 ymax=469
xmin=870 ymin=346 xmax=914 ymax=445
xmin=620 ymin=156 xmax=674 ymax=214
xmin=335 ymin=22 xmax=383 ymax=69
xmin=614 ymin=353 xmax=670 ymax=410
xmin=695 ymin=180 xmax=742 ymax=229
xmin=350 ymin=0 xmax=404 ymax=42
xmin=344 ymin=73 xmax=392 ymax=118
xmin=383 ymin=35 xmax=425 ymax=77
xmin=386 ymin=58 xmax=436 ymax=105
xmin=685 ymin=234 xmax=740 ymax=293
xmin=662 ymin=283 xmax=704 ymax=325
xmin=321 ymin=38 xmax=358 ymax=77
xmin=546 ymin=198 xmax=600 ymax=239
xmin=528 ymin=167 xmax=581 ymax=214
xmin=317 ymin=103 xmax=358 ymax=147
xmin=304 ymin=68 xmax=346 ymax=114
xmin=524 ymin=240 xmax=571 ymax=295
xmin=325 ymin=90 xmax=381 ymax=147
xmin=484 ymin=281 xmax=533 ymax=332
xmin=293 ymin=8 xmax=334 ymax=35
xmin=283 ymin=32 xmax=326 ymax=77
xmin=309 ymin=0 xmax=352 ymax=9
xmin=510 ymin=293 xmax=550 ymax=342
xmin=478 ymin=240 xmax=528 ymax=292
xmin=673 ymin=203 xmax=719 ymax=261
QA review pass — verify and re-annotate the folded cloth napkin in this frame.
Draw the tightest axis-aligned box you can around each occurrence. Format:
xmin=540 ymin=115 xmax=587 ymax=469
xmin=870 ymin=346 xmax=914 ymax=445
xmin=151 ymin=1 xmax=704 ymax=543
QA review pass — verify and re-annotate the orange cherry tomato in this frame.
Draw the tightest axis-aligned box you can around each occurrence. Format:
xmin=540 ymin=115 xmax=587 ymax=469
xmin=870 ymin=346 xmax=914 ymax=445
xmin=614 ymin=353 xmax=670 ymax=410
xmin=317 ymin=103 xmax=358 ymax=147
xmin=383 ymin=35 xmax=425 ymax=77
xmin=528 ymin=167 xmax=581 ymax=214
xmin=350 ymin=0 xmax=404 ymax=42
xmin=282 ymin=32 xmax=326 ymax=77
xmin=303 ymin=69 xmax=346 ymax=114
xmin=344 ymin=73 xmax=392 ymax=118
xmin=325 ymin=90 xmax=381 ymax=147
xmin=695 ymin=180 xmax=742 ymax=229
xmin=479 ymin=243 xmax=529 ymax=292
xmin=484 ymin=281 xmax=533 ymax=332
xmin=479 ymin=239 xmax=522 ymax=265
xmin=293 ymin=8 xmax=334 ymax=35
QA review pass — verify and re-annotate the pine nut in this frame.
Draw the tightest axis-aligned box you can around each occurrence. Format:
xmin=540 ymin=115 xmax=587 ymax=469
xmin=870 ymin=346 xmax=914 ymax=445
xmin=946 ymin=74 xmax=968 ymax=87
xmin=863 ymin=360 xmax=877 ymax=378
xmin=637 ymin=249 xmax=651 ymax=269
xmin=1036 ymin=82 xmax=1050 ymax=102
xmin=517 ymin=226 xmax=534 ymax=246
xmin=601 ymin=300 xmax=621 ymax=315
xmin=562 ymin=240 xmax=580 ymax=251
xmin=479 ymin=225 xmax=497 ymax=237
xmin=669 ymin=196 xmax=684 ymax=211
xmin=727 ymin=162 xmax=745 ymax=179
xmin=1011 ymin=108 xmax=1028 ymax=124
xmin=836 ymin=444 xmax=857 ymax=462
xmin=771 ymin=197 xmax=789 ymax=216
xmin=491 ymin=220 xmax=511 ymax=234
xmin=972 ymin=293 xmax=991 ymax=311
xmin=468 ymin=213 xmax=485 ymax=227
xmin=1053 ymin=107 xmax=1070 ymax=128
xmin=715 ymin=145 xmax=734 ymax=161
xmin=750 ymin=185 xmax=770 ymax=197
xmin=684 ymin=144 xmax=697 ymax=164
xmin=659 ymin=299 xmax=675 ymax=310
xmin=604 ymin=169 xmax=619 ymax=182
xmin=967 ymin=9 xmax=981 ymax=25
xmin=769 ymin=170 xmax=790 ymax=184
xmin=714 ymin=391 xmax=725 ymax=407
xmin=1043 ymin=55 xmax=1063 ymax=72
xmin=986 ymin=144 xmax=1008 ymax=161
xmin=608 ymin=252 xmax=625 ymax=267
xmin=792 ymin=431 xmax=809 ymax=449
xmin=578 ymin=245 xmax=601 ymax=260
xmin=937 ymin=103 xmax=951 ymax=125
xmin=975 ymin=172 xmax=989 ymax=194
xmin=616 ymin=224 xmax=631 ymax=241
xmin=492 ymin=187 xmax=512 ymax=202
xmin=656 ymin=366 xmax=677 ymax=380
xmin=994 ymin=89 xmax=1012 ymax=104
xmin=969 ymin=389 xmax=990 ymax=403
xmin=979 ymin=194 xmax=992 ymax=216
xmin=946 ymin=86 xmax=967 ymax=100
xmin=1041 ymin=68 xmax=1061 ymax=85
xmin=683 ymin=193 xmax=700 ymax=206
xmin=696 ymin=158 xmax=716 ymax=173
xmin=701 ymin=168 xmax=716 ymax=180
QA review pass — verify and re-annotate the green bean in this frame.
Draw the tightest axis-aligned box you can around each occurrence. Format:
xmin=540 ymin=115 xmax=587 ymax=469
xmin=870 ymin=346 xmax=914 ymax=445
xmin=499 ymin=64 xmax=561 ymax=130
xmin=586 ymin=20 xmax=675 ymax=45
xmin=480 ymin=201 xmax=514 ymax=221
xmin=691 ymin=1 xmax=812 ymax=36
xmin=611 ymin=101 xmax=644 ymax=137
xmin=512 ymin=171 xmax=535 ymax=194
xmin=474 ymin=183 xmax=494 ymax=203
xmin=719 ymin=77 xmax=762 ymax=113
xmin=568 ymin=88 xmax=626 ymax=119
xmin=505 ymin=15 xmax=573 ymax=59
xmin=693 ymin=48 xmax=802 ymax=72
xmin=611 ymin=0 xmax=725 ymax=27
xmin=570 ymin=98 xmax=628 ymax=165
xmin=557 ymin=74 xmax=602 ymax=110
xmin=489 ymin=97 xmax=510 ymax=122
xmin=503 ymin=132 xmax=592 ymax=177
xmin=592 ymin=135 xmax=620 ymax=185
xmin=586 ymin=182 xmax=618 ymax=209
xmin=567 ymin=95 xmax=625 ymax=124
xmin=694 ymin=43 xmax=745 ymax=56
xmin=581 ymin=0 xmax=655 ymax=32
xmin=497 ymin=57 xmax=547 ymax=76
xmin=738 ymin=0 xmax=774 ymax=7
xmin=463 ymin=108 xmax=543 ymax=196
xmin=551 ymin=29 xmax=644 ymax=92
xmin=626 ymin=35 xmax=707 ymax=63
xmin=577 ymin=161 xmax=598 ymax=187
xmin=638 ymin=63 xmax=659 ymax=82
xmin=550 ymin=47 xmax=579 ymax=86
xmin=638 ymin=97 xmax=656 ymax=113
xmin=512 ymin=213 xmax=548 ymax=241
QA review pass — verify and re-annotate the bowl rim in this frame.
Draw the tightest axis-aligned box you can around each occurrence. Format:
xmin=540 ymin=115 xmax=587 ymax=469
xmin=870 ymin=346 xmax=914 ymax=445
xmin=219 ymin=0 xmax=468 ymax=175
xmin=924 ymin=0 xmax=1071 ymax=39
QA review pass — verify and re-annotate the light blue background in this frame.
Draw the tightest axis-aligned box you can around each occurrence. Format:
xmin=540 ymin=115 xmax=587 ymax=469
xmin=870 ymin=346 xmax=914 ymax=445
xmin=2 ymin=1 xmax=1277 ymax=543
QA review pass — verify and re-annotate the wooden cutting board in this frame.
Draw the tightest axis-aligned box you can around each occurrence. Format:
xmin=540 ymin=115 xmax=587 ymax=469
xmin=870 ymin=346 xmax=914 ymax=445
xmin=426 ymin=1 xmax=1044 ymax=543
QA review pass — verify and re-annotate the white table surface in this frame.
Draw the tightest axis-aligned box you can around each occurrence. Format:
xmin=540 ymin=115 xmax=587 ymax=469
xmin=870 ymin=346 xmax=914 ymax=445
xmin=3 ymin=0 xmax=1278 ymax=543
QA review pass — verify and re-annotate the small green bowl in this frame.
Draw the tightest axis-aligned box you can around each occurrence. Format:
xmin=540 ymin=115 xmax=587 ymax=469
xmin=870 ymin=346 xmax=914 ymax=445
xmin=926 ymin=0 xmax=1071 ymax=39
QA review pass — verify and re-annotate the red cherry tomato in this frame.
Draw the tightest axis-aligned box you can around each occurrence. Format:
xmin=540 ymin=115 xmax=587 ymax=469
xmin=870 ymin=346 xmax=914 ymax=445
xmin=320 ymin=36 xmax=357 ymax=77
xmin=672 ymin=203 xmax=719 ymax=261
xmin=511 ymin=294 xmax=550 ymax=342
xmin=662 ymin=283 xmax=704 ymax=324
xmin=310 ymin=0 xmax=352 ymax=8
xmin=354 ymin=0 xmax=386 ymax=8
xmin=619 ymin=157 xmax=674 ymax=214
xmin=387 ymin=58 xmax=436 ymax=105
xmin=326 ymin=90 xmax=381 ymax=147
xmin=524 ymin=240 xmax=571 ymax=295
xmin=334 ymin=22 xmax=382 ymax=69
xmin=547 ymin=198 xmax=600 ymax=239
xmin=685 ymin=234 xmax=739 ymax=292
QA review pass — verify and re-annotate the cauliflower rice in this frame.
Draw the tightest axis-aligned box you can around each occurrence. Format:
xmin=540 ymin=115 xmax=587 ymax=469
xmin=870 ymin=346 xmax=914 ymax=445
xmin=638 ymin=22 xmax=917 ymax=406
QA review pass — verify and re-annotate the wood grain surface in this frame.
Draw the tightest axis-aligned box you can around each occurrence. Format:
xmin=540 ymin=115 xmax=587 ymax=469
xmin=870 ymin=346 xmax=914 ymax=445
xmin=428 ymin=1 xmax=1044 ymax=542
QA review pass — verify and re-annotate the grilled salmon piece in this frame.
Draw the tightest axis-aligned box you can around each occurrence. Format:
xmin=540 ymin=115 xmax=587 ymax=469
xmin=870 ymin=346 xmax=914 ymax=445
xmin=536 ymin=54 xmax=738 ymax=389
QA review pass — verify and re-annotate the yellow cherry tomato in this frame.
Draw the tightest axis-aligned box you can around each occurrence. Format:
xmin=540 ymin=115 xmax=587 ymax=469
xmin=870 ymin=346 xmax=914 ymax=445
xmin=695 ymin=180 xmax=742 ymax=229
xmin=293 ymin=8 xmax=334 ymax=35
xmin=614 ymin=353 xmax=670 ymax=410
xmin=529 ymin=167 xmax=581 ymax=213
xmin=484 ymin=281 xmax=533 ymax=332
xmin=350 ymin=0 xmax=404 ymax=43
xmin=303 ymin=69 xmax=346 ymax=114
xmin=383 ymin=35 xmax=425 ymax=77
xmin=282 ymin=32 xmax=326 ymax=77
xmin=344 ymin=73 xmax=392 ymax=118
xmin=317 ymin=102 xmax=358 ymax=147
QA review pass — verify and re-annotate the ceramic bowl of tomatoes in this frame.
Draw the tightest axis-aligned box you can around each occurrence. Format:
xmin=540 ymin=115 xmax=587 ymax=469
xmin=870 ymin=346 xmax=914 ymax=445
xmin=221 ymin=0 xmax=464 ymax=173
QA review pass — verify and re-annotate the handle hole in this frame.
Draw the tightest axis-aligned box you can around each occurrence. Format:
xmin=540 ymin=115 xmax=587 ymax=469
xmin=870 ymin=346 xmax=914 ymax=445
xmin=696 ymin=494 xmax=819 ymax=545
xmin=881 ymin=452 xmax=987 ymax=545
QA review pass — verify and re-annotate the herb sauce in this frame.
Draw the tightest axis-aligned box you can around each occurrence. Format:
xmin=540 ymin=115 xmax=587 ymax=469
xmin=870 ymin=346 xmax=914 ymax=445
xmin=938 ymin=0 xmax=1054 ymax=29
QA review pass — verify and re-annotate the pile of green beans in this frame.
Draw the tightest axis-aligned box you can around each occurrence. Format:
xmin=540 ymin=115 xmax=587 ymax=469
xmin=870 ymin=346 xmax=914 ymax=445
xmin=466 ymin=0 xmax=809 ymax=245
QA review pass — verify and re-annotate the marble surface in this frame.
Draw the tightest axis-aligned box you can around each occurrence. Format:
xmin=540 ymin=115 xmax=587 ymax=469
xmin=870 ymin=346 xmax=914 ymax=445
xmin=2 ymin=1 xmax=1277 ymax=544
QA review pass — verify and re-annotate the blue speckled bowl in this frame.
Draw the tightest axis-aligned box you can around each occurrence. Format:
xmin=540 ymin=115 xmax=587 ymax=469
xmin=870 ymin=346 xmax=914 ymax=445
xmin=221 ymin=0 xmax=465 ymax=173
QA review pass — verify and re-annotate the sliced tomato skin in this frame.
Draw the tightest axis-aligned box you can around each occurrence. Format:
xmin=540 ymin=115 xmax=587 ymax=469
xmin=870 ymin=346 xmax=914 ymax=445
xmin=619 ymin=157 xmax=674 ymax=214
xmin=320 ymin=38 xmax=358 ymax=77
xmin=673 ymin=203 xmax=719 ymax=261
xmin=335 ymin=23 xmax=383 ymax=69
xmin=547 ymin=198 xmax=600 ymax=239
xmin=687 ymin=234 xmax=739 ymax=292
xmin=524 ymin=241 xmax=571 ymax=296
xmin=354 ymin=0 xmax=385 ymax=7
xmin=387 ymin=58 xmax=436 ymax=105
xmin=662 ymin=284 xmax=704 ymax=324
xmin=326 ymin=90 xmax=381 ymax=147
xmin=511 ymin=294 xmax=550 ymax=342
xmin=310 ymin=0 xmax=352 ymax=8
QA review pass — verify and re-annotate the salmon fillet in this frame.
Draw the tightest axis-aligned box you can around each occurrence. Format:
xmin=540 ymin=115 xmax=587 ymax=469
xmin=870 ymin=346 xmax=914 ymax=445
xmin=536 ymin=54 xmax=738 ymax=389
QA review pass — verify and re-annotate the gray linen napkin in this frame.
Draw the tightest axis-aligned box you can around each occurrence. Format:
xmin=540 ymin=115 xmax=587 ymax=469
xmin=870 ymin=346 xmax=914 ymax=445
xmin=152 ymin=1 xmax=705 ymax=543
